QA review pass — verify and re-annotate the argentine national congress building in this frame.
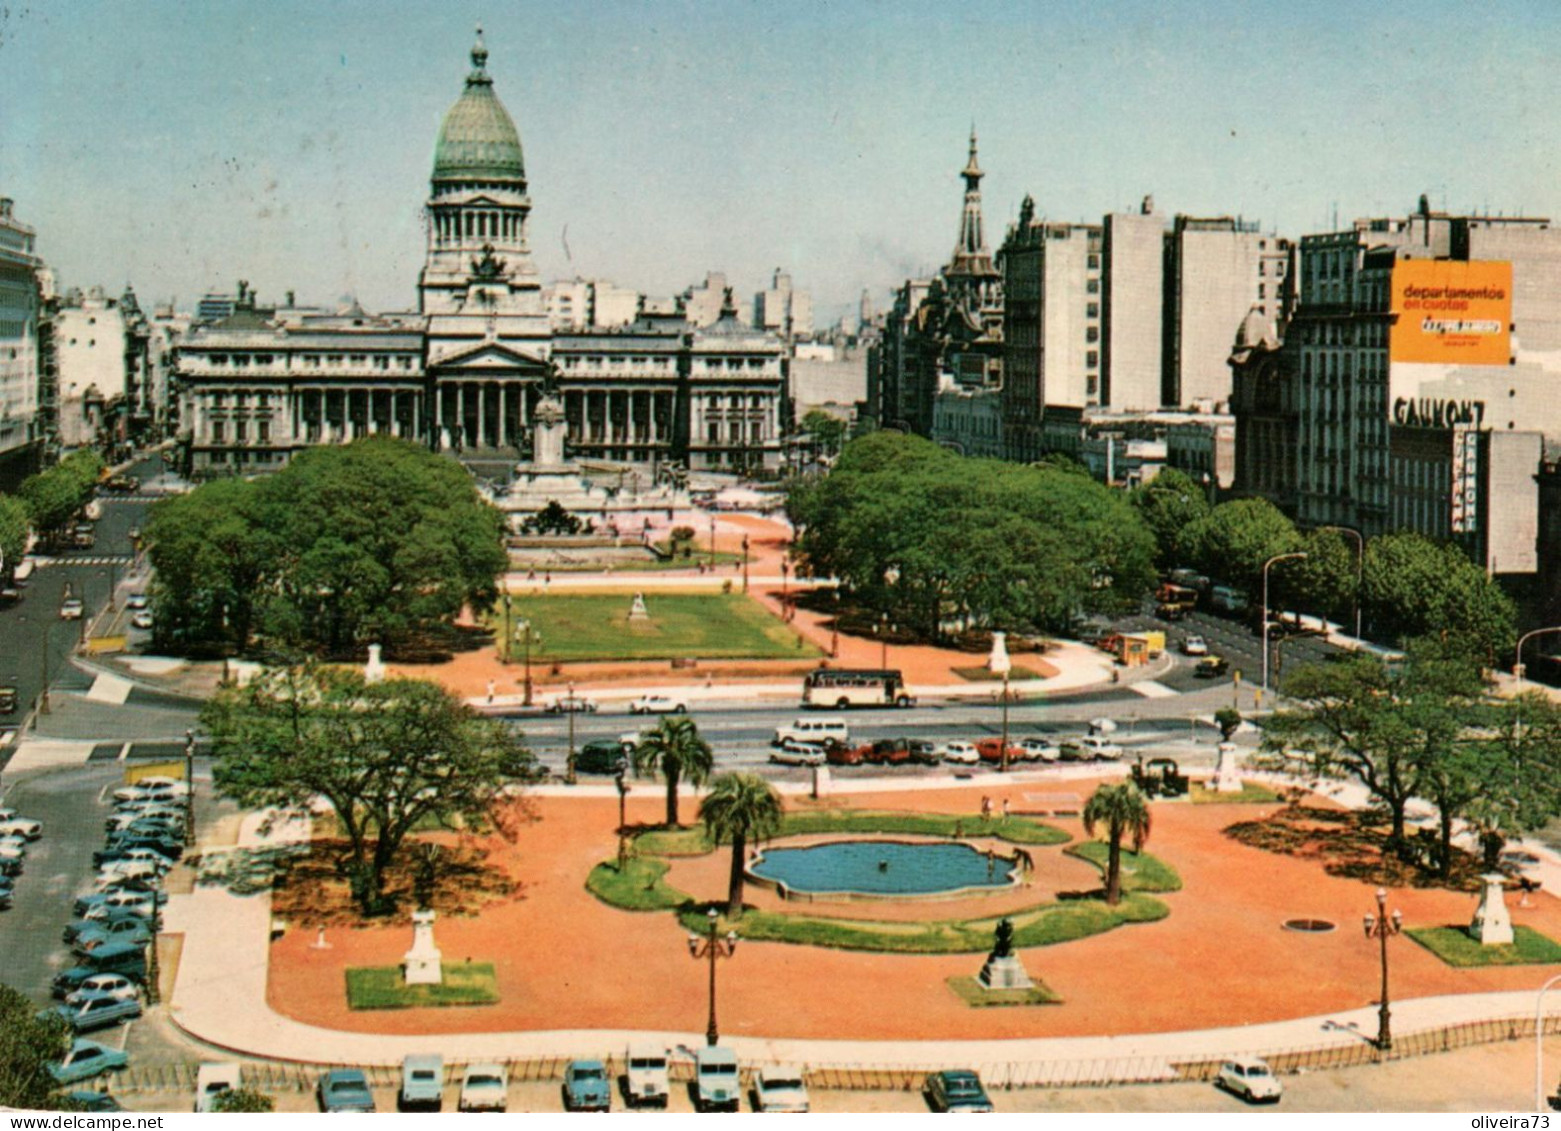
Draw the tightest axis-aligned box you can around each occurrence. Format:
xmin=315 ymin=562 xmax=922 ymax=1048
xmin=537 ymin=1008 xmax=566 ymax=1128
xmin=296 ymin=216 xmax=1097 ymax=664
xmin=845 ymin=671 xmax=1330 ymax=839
xmin=174 ymin=31 xmax=791 ymax=479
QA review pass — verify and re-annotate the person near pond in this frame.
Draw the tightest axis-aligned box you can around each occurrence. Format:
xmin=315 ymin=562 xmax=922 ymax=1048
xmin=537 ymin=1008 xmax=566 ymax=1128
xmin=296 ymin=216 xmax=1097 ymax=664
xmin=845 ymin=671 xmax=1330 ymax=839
xmin=981 ymin=796 xmax=992 ymax=821
xmin=1001 ymin=798 xmax=1010 ymax=820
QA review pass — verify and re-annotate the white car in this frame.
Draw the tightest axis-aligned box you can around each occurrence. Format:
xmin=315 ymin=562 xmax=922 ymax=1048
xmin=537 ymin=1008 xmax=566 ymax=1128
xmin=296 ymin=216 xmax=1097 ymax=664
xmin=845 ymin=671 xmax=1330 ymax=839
xmin=770 ymin=739 xmax=826 ymax=767
xmin=1217 ymin=1056 xmax=1282 ymax=1103
xmin=943 ymin=741 xmax=980 ymax=765
xmin=196 ymin=1063 xmax=244 ymax=1113
xmin=112 ymin=779 xmax=189 ymax=804
xmin=126 ymin=593 xmax=149 ymax=610
xmin=95 ymin=860 xmax=162 ymax=886
xmin=546 ymin=694 xmax=598 ymax=714
xmin=629 ymin=694 xmax=687 ymax=715
xmin=66 ymin=973 xmax=141 ymax=1006
xmin=1062 ymin=735 xmax=1125 ymax=762
xmin=59 ymin=598 xmax=83 ymax=620
xmin=753 ymin=1065 xmax=810 ymax=1113
xmin=0 ymin=817 xmax=41 ymax=841
xmin=458 ymin=1064 xmax=509 ymax=1112
xmin=130 ymin=611 xmax=153 ymax=630
xmin=1015 ymin=738 xmax=1060 ymax=762
xmin=1181 ymin=635 xmax=1209 ymax=656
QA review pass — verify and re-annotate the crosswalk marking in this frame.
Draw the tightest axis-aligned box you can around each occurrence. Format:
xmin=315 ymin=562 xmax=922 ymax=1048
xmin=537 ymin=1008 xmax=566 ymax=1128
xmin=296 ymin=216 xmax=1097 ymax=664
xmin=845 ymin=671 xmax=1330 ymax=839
xmin=1130 ymin=680 xmax=1178 ymax=698
xmin=31 ymin=555 xmax=134 ymax=567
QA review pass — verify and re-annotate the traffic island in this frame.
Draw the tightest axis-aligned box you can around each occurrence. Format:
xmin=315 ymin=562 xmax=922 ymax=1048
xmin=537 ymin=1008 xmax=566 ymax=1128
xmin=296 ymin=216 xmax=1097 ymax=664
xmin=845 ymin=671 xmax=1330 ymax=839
xmin=1405 ymin=925 xmax=1561 ymax=967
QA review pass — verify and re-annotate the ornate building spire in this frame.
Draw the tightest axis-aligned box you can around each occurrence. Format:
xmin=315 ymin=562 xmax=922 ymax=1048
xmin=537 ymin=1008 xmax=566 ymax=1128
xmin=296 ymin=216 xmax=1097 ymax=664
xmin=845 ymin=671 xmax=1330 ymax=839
xmin=954 ymin=127 xmax=987 ymax=262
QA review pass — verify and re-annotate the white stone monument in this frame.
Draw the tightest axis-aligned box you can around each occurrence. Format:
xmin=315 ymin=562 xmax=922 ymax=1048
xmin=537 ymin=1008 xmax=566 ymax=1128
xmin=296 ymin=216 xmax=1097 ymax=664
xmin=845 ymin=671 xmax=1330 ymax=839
xmin=629 ymin=592 xmax=649 ymax=621
xmin=987 ymin=631 xmax=1012 ymax=676
xmin=1470 ymin=873 xmax=1515 ymax=945
xmin=365 ymin=643 xmax=386 ymax=684
xmin=402 ymin=909 xmax=444 ymax=985
xmin=810 ymin=763 xmax=832 ymax=800
xmin=1212 ymin=741 xmax=1243 ymax=793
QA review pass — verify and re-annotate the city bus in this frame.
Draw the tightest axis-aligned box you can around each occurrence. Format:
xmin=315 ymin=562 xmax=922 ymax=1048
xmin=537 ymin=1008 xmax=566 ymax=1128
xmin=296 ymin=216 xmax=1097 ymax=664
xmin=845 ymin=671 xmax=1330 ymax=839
xmin=801 ymin=668 xmax=916 ymax=709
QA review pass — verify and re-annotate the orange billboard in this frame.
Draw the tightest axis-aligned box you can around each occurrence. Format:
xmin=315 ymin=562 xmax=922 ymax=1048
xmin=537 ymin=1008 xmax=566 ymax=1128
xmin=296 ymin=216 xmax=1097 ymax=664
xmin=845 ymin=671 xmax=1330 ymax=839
xmin=1390 ymin=259 xmax=1511 ymax=365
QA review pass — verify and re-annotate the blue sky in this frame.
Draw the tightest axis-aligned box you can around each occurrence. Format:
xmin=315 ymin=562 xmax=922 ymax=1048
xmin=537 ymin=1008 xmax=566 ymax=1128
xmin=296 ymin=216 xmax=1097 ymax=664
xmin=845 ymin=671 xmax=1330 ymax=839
xmin=3 ymin=1 xmax=1559 ymax=321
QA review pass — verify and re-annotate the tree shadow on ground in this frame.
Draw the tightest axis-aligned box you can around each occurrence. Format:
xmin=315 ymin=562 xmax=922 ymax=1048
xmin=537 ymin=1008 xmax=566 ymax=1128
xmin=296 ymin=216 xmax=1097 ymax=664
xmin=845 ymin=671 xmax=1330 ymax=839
xmin=1223 ymin=800 xmax=1486 ymax=891
xmin=269 ymin=837 xmax=526 ymax=928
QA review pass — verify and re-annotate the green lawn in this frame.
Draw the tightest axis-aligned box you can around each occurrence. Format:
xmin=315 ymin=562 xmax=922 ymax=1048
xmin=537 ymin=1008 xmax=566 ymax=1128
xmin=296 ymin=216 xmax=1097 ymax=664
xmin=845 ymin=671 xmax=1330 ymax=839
xmin=946 ymin=974 xmax=1060 ymax=1007
xmin=499 ymin=593 xmax=817 ymax=661
xmin=1066 ymin=842 xmax=1183 ymax=893
xmin=344 ymin=963 xmax=499 ymax=1009
xmin=951 ymin=664 xmax=1046 ymax=682
xmin=585 ymin=857 xmax=689 ymax=911
xmin=1407 ymin=925 xmax=1561 ymax=967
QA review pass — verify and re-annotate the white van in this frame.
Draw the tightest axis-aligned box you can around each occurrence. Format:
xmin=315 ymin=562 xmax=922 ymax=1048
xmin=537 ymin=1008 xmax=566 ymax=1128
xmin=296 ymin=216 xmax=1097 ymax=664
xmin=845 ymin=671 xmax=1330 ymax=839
xmin=625 ymin=1043 xmax=669 ymax=1108
xmin=694 ymin=1046 xmax=740 ymax=1112
xmin=195 ymin=1062 xmax=243 ymax=1113
xmin=772 ymin=717 xmax=849 ymax=747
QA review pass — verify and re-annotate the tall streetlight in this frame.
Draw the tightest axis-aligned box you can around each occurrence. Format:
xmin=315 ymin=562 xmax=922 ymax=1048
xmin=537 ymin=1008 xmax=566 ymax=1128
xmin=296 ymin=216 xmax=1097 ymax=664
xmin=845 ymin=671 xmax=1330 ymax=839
xmin=879 ymin=614 xmax=889 ymax=670
xmin=183 ymin=728 xmax=197 ymax=842
xmin=614 ymin=768 xmax=630 ymax=871
xmin=779 ymin=560 xmax=790 ymax=620
xmin=1363 ymin=887 xmax=1403 ymax=1051
xmin=1321 ymin=526 xmax=1365 ymax=641
xmin=501 ymin=592 xmax=513 ymax=664
xmin=686 ymin=907 xmax=739 ymax=1046
xmin=565 ymin=680 xmax=578 ymax=784
xmin=1261 ymin=552 xmax=1308 ymax=696
xmin=517 ymin=619 xmax=537 ymax=707
xmin=1534 ymin=972 xmax=1561 ymax=1111
xmin=989 ymin=632 xmax=1013 ymax=774
xmin=708 ymin=514 xmax=717 ymax=571
xmin=1514 ymin=626 xmax=1561 ymax=691
xmin=741 ymin=534 xmax=750 ymax=593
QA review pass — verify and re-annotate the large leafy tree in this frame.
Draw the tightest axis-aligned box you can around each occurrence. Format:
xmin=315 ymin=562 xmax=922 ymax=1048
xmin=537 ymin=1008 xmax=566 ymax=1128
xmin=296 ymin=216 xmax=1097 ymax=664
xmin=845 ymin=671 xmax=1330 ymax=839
xmin=1082 ymin=782 xmax=1151 ymax=906
xmin=202 ymin=664 xmax=540 ymax=916
xmin=1363 ymin=531 xmax=1515 ymax=660
xmin=0 ymin=495 xmax=29 ymax=577
xmin=631 ymin=716 xmax=714 ymax=828
xmin=146 ymin=437 xmax=509 ymax=657
xmin=18 ymin=449 xmax=103 ymax=540
xmin=1460 ymin=694 xmax=1561 ymax=869
xmin=0 ymin=983 xmax=71 ymax=1110
xmin=797 ymin=410 xmax=848 ymax=459
xmin=1182 ymin=498 xmax=1302 ymax=596
xmin=698 ymin=773 xmax=784 ymax=918
xmin=789 ymin=431 xmax=1156 ymax=638
xmin=1129 ymin=468 xmax=1212 ymax=570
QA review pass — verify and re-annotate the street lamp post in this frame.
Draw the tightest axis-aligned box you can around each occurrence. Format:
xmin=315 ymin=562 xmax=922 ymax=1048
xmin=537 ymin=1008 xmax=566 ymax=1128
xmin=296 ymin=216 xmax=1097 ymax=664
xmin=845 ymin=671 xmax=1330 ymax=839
xmin=518 ymin=619 xmax=535 ymax=707
xmin=1363 ymin=887 xmax=1403 ymax=1051
xmin=741 ymin=534 xmax=750 ymax=593
xmin=615 ymin=769 xmax=629 ymax=870
xmin=1515 ymin=626 xmax=1561 ymax=691
xmin=1261 ymin=552 xmax=1308 ymax=696
xmin=686 ymin=907 xmax=739 ymax=1046
xmin=879 ymin=614 xmax=889 ymax=670
xmin=1534 ymin=972 xmax=1561 ymax=1111
xmin=501 ymin=593 xmax=513 ymax=664
xmin=989 ymin=631 xmax=1013 ymax=774
xmin=1321 ymin=526 xmax=1365 ymax=642
xmin=566 ymin=680 xmax=578 ymax=784
xmin=780 ymin=560 xmax=790 ymax=620
xmin=708 ymin=515 xmax=717 ymax=571
xmin=184 ymin=728 xmax=196 ymax=842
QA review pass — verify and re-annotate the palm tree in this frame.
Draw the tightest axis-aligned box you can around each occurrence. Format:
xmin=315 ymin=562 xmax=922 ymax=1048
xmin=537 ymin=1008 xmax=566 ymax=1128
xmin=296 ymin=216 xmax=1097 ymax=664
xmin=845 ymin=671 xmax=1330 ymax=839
xmin=699 ymin=773 xmax=784 ymax=918
xmin=1082 ymin=782 xmax=1152 ymax=906
xmin=631 ymin=716 xmax=714 ymax=827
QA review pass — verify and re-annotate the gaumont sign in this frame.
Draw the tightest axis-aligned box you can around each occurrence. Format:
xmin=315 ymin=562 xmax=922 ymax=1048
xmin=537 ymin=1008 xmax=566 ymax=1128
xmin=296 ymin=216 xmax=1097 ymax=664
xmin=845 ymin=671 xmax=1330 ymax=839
xmin=1390 ymin=259 xmax=1512 ymax=365
xmin=1392 ymin=396 xmax=1486 ymax=429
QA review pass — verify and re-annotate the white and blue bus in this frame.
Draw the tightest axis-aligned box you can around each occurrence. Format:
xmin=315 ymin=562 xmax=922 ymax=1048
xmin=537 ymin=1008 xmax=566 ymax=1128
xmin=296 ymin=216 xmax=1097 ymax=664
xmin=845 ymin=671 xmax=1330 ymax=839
xmin=801 ymin=668 xmax=916 ymax=709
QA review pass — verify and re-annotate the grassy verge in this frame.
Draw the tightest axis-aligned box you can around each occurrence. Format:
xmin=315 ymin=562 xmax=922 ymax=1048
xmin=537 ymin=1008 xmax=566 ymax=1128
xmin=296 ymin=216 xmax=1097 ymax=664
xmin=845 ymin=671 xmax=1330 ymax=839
xmin=676 ymin=893 xmax=1167 ymax=954
xmin=496 ymin=593 xmax=817 ymax=661
xmin=585 ymin=857 xmax=690 ymax=911
xmin=1407 ymin=925 xmax=1561 ymax=967
xmin=950 ymin=664 xmax=1046 ymax=682
xmin=1065 ymin=842 xmax=1183 ymax=893
xmin=633 ymin=826 xmax=714 ymax=856
xmin=1189 ymin=783 xmax=1281 ymax=805
xmin=775 ymin=809 xmax=1069 ymax=847
xmin=345 ymin=963 xmax=498 ymax=1009
xmin=946 ymin=974 xmax=1060 ymax=1007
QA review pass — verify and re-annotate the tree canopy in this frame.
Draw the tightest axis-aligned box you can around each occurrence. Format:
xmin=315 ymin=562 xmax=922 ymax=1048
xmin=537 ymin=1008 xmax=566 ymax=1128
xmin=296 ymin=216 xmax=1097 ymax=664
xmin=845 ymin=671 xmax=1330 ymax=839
xmin=1082 ymin=782 xmax=1151 ymax=906
xmin=1181 ymin=497 xmax=1302 ymax=596
xmin=202 ymin=664 xmax=540 ymax=915
xmin=699 ymin=772 xmax=784 ymax=918
xmin=1362 ymin=531 xmax=1516 ymax=659
xmin=632 ymin=716 xmax=714 ymax=828
xmin=0 ymin=983 xmax=71 ymax=1110
xmin=145 ymin=437 xmax=509 ymax=656
xmin=788 ymin=431 xmax=1157 ymax=637
xmin=1129 ymin=468 xmax=1212 ymax=570
xmin=19 ymin=449 xmax=103 ymax=540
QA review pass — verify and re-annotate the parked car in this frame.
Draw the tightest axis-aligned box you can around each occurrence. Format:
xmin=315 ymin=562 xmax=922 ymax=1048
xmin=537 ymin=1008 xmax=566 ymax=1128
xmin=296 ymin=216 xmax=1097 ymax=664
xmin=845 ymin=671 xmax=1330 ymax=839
xmin=563 ymin=1059 xmax=611 ymax=1112
xmin=457 ymin=1064 xmax=508 ymax=1113
xmin=546 ymin=693 xmax=598 ymax=714
xmin=770 ymin=739 xmax=826 ymax=767
xmin=398 ymin=1053 xmax=444 ymax=1112
xmin=112 ymin=778 xmax=188 ymax=804
xmin=73 ymin=917 xmax=153 ymax=956
xmin=574 ymin=740 xmax=628 ymax=775
xmin=51 ymin=944 xmax=147 ymax=999
xmin=65 ymin=1090 xmax=125 ymax=1111
xmin=976 ymin=738 xmax=1024 ymax=765
xmin=195 ymin=1062 xmax=244 ymax=1113
xmin=1217 ymin=1056 xmax=1282 ymax=1103
xmin=693 ymin=1046 xmax=740 ymax=1112
xmin=49 ymin=1040 xmax=129 ymax=1085
xmin=316 ymin=1069 xmax=376 ymax=1113
xmin=92 ymin=845 xmax=177 ymax=872
xmin=753 ymin=1065 xmax=810 ymax=1113
xmin=907 ymin=740 xmax=943 ymax=765
xmin=1060 ymin=735 xmax=1125 ymax=762
xmin=1181 ymin=634 xmax=1209 ymax=656
xmin=924 ymin=1069 xmax=994 ymax=1113
xmin=0 ymin=879 xmax=12 ymax=910
xmin=629 ymin=694 xmax=687 ymax=714
xmin=60 ymin=597 xmax=84 ymax=620
xmin=1016 ymin=737 xmax=1060 ymax=762
xmin=126 ymin=592 xmax=149 ymax=610
xmin=74 ymin=883 xmax=163 ymax=918
xmin=65 ymin=908 xmax=148 ymax=943
xmin=64 ymin=974 xmax=140 ymax=1006
xmin=0 ymin=817 xmax=41 ymax=840
xmin=130 ymin=611 xmax=154 ymax=631
xmin=942 ymin=741 xmax=979 ymax=765
xmin=625 ymin=1043 xmax=669 ymax=1108
xmin=47 ymin=991 xmax=144 ymax=1033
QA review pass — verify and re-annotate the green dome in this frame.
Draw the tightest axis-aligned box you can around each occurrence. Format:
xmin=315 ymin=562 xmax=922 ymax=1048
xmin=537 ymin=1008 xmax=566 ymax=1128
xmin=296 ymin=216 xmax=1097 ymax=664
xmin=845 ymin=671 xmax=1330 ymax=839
xmin=432 ymin=31 xmax=525 ymax=184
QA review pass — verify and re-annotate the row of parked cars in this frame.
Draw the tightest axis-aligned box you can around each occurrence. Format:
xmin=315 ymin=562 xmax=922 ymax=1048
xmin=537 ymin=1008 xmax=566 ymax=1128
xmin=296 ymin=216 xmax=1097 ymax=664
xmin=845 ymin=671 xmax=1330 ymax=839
xmin=0 ymin=806 xmax=44 ymax=909
xmin=45 ymin=776 xmax=190 ymax=1088
xmin=767 ymin=719 xmax=1125 ymax=768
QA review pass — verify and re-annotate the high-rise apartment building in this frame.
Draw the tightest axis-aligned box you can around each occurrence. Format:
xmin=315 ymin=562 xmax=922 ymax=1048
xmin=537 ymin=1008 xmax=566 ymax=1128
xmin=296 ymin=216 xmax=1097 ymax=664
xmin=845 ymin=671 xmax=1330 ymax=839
xmin=0 ymin=197 xmax=43 ymax=486
xmin=1100 ymin=199 xmax=1163 ymax=411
